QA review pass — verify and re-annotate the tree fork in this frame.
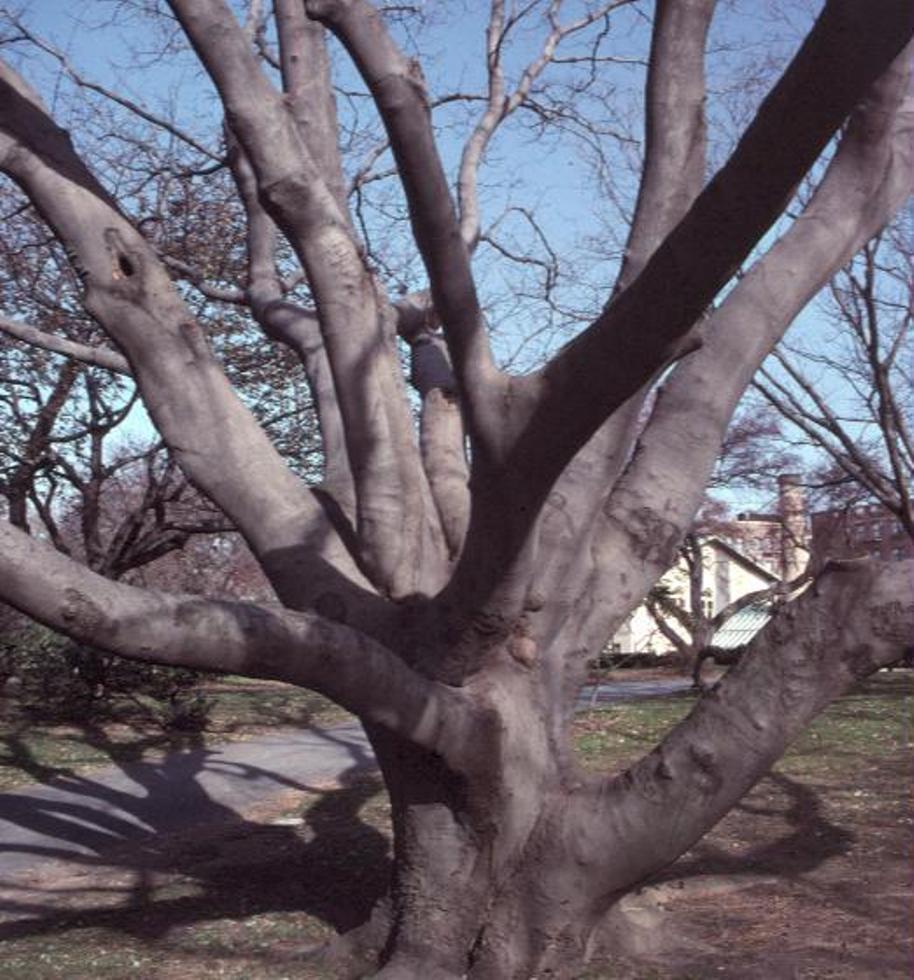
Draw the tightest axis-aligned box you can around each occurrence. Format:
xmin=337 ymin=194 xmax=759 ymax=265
xmin=363 ymin=559 xmax=914 ymax=978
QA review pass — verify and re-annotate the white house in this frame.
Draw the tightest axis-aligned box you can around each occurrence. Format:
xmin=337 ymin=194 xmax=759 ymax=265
xmin=610 ymin=536 xmax=781 ymax=655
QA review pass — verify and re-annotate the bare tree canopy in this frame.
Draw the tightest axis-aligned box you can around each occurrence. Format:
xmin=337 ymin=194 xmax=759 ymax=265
xmin=756 ymin=218 xmax=914 ymax=537
xmin=1 ymin=2 xmax=912 ymax=976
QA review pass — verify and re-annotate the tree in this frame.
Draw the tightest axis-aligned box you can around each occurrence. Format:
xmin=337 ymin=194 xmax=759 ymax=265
xmin=645 ymin=533 xmax=813 ymax=689
xmin=0 ymin=138 xmax=309 ymax=713
xmin=639 ymin=409 xmax=798 ymax=675
xmin=1 ymin=2 xmax=912 ymax=977
xmin=755 ymin=217 xmax=914 ymax=540
xmin=0 ymin=288 xmax=232 ymax=714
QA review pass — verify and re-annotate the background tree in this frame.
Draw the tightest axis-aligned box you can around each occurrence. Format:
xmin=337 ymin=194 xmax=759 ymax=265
xmin=0 ymin=115 xmax=313 ymax=715
xmin=643 ymin=408 xmax=807 ymax=682
xmin=0 ymin=2 xmax=912 ymax=978
xmin=755 ymin=216 xmax=914 ymax=541
xmin=0 ymin=344 xmax=231 ymax=718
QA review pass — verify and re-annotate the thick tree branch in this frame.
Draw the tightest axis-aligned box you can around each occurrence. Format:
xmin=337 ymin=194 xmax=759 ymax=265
xmin=226 ymin=134 xmax=356 ymax=517
xmin=453 ymin=0 xmax=909 ymax=620
xmin=418 ymin=386 xmax=470 ymax=560
xmin=0 ymin=59 xmax=373 ymax=612
xmin=614 ymin=0 xmax=715 ymax=292
xmin=512 ymin=1 xmax=914 ymax=492
xmin=275 ymin=0 xmax=351 ymax=218
xmin=305 ymin=0 xmax=502 ymax=438
xmin=527 ymin=397 xmax=647 ymax=662
xmin=579 ymin=558 xmax=914 ymax=896
xmin=170 ymin=0 xmax=448 ymax=597
xmin=0 ymin=520 xmax=474 ymax=757
xmin=579 ymin=38 xmax=914 ymax=660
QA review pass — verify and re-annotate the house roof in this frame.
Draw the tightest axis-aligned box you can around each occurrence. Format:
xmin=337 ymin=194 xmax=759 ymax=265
xmin=701 ymin=536 xmax=781 ymax=583
xmin=711 ymin=603 xmax=774 ymax=650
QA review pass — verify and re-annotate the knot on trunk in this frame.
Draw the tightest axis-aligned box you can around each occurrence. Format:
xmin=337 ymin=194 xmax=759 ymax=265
xmin=508 ymin=635 xmax=537 ymax=668
xmin=61 ymin=587 xmax=107 ymax=639
xmin=103 ymin=227 xmax=145 ymax=299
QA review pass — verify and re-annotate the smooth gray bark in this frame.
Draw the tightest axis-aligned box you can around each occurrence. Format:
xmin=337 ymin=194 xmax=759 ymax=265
xmin=1 ymin=3 xmax=913 ymax=977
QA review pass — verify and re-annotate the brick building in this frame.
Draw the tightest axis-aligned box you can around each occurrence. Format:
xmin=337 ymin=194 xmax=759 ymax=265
xmin=731 ymin=473 xmax=809 ymax=580
xmin=810 ymin=504 xmax=914 ymax=562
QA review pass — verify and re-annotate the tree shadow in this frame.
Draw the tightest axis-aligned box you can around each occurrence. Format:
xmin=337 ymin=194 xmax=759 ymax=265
xmin=654 ymin=770 xmax=855 ymax=885
xmin=0 ymin=718 xmax=390 ymax=953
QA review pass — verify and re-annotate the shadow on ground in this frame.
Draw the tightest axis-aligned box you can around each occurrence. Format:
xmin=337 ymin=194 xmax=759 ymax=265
xmin=0 ymin=675 xmax=909 ymax=977
xmin=0 ymin=721 xmax=390 ymax=956
xmin=657 ymin=770 xmax=856 ymax=883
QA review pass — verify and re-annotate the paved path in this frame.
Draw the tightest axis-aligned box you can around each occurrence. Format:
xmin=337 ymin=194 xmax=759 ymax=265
xmin=578 ymin=677 xmax=692 ymax=706
xmin=0 ymin=723 xmax=372 ymax=889
xmin=0 ymin=679 xmax=689 ymax=899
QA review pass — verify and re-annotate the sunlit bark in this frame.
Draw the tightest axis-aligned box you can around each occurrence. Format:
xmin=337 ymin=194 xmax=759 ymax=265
xmin=1 ymin=3 xmax=912 ymax=976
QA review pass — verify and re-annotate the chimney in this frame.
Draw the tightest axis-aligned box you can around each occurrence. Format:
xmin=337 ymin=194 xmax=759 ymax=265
xmin=778 ymin=473 xmax=808 ymax=580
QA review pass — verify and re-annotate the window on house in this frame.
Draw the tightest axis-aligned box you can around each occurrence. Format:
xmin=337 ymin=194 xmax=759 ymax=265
xmin=701 ymin=589 xmax=714 ymax=618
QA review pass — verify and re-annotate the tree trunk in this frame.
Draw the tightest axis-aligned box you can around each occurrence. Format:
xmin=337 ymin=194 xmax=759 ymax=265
xmin=328 ymin=558 xmax=913 ymax=979
xmin=685 ymin=622 xmax=715 ymax=684
xmin=364 ymin=718 xmax=590 ymax=980
xmin=2 ymin=8 xmax=913 ymax=980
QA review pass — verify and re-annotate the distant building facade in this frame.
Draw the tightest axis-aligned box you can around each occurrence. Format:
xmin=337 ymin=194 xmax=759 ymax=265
xmin=810 ymin=504 xmax=914 ymax=563
xmin=732 ymin=473 xmax=809 ymax=580
xmin=609 ymin=475 xmax=912 ymax=658
xmin=610 ymin=536 xmax=779 ymax=655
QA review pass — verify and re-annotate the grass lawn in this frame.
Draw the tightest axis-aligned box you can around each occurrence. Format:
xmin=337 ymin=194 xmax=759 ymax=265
xmin=0 ymin=671 xmax=910 ymax=978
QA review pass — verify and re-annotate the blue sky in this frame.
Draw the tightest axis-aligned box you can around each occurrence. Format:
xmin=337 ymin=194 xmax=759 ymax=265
xmin=11 ymin=1 xmax=809 ymax=296
xmin=4 ymin=2 xmax=850 ymax=513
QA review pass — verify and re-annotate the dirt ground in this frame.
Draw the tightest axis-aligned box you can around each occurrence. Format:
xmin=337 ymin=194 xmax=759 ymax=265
xmin=0 ymin=673 xmax=910 ymax=979
xmin=593 ymin=753 xmax=912 ymax=979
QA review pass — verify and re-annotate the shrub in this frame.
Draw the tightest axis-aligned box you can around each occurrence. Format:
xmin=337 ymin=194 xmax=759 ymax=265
xmin=0 ymin=607 xmax=212 ymax=729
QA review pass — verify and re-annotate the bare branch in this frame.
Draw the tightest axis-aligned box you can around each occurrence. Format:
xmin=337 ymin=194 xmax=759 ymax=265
xmin=418 ymin=385 xmax=470 ymax=559
xmin=513 ymin=3 xmax=914 ymax=495
xmin=615 ymin=0 xmax=715 ymax=292
xmin=576 ymin=39 xmax=913 ymax=663
xmin=226 ymin=132 xmax=356 ymax=515
xmin=275 ymin=0 xmax=351 ymax=216
xmin=0 ymin=313 xmax=131 ymax=375
xmin=160 ymin=255 xmax=248 ymax=304
xmin=0 ymin=519 xmax=475 ymax=756
xmin=644 ymin=592 xmax=690 ymax=656
xmin=457 ymin=0 xmax=635 ymax=251
xmin=169 ymin=0 xmax=447 ymax=596
xmin=580 ymin=558 xmax=914 ymax=896
xmin=765 ymin=351 xmax=896 ymax=495
xmin=0 ymin=58 xmax=372 ymax=610
xmin=753 ymin=367 xmax=902 ymax=519
xmin=1 ymin=358 xmax=81 ymax=532
xmin=763 ymin=231 xmax=914 ymax=535
xmin=305 ymin=0 xmax=502 ymax=431
xmin=6 ymin=15 xmax=221 ymax=162
xmin=708 ymin=567 xmax=811 ymax=633
xmin=480 ymin=206 xmax=559 ymax=301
